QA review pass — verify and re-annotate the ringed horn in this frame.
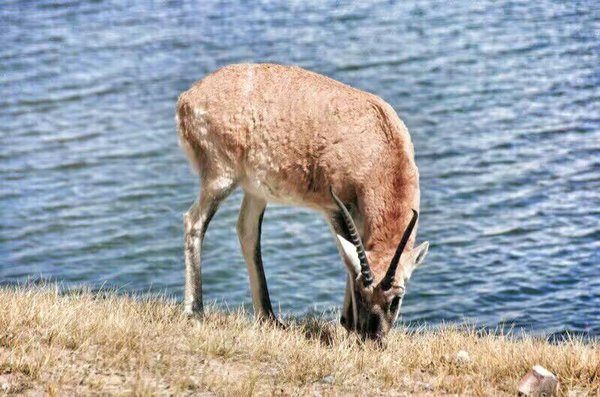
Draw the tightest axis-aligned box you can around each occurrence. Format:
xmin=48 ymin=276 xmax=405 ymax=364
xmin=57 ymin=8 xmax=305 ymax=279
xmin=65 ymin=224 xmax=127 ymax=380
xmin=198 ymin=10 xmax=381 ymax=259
xmin=330 ymin=187 xmax=374 ymax=285
xmin=330 ymin=187 xmax=418 ymax=289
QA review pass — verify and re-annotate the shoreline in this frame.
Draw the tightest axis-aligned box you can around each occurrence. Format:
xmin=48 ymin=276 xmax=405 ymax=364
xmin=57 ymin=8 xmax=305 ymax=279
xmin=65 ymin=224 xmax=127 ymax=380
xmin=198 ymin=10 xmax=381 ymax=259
xmin=0 ymin=286 xmax=598 ymax=395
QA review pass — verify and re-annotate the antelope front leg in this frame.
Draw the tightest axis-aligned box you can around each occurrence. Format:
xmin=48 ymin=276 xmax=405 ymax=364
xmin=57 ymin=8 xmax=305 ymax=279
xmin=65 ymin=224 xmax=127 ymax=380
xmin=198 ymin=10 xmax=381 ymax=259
xmin=328 ymin=211 xmax=358 ymax=331
xmin=341 ymin=275 xmax=357 ymax=331
xmin=236 ymin=193 xmax=280 ymax=325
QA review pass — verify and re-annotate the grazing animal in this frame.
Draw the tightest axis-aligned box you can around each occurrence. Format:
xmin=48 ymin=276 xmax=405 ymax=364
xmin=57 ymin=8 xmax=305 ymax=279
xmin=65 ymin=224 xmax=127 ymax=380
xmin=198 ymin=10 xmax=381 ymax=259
xmin=176 ymin=63 xmax=429 ymax=342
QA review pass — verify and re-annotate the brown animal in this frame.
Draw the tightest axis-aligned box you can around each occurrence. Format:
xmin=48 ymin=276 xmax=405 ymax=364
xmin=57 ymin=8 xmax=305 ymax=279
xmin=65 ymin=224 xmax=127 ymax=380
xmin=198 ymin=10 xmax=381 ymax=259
xmin=176 ymin=63 xmax=429 ymax=342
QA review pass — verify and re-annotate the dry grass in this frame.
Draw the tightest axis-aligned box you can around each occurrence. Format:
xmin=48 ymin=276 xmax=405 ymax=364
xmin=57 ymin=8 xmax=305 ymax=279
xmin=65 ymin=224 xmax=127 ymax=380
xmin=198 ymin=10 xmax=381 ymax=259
xmin=0 ymin=286 xmax=598 ymax=396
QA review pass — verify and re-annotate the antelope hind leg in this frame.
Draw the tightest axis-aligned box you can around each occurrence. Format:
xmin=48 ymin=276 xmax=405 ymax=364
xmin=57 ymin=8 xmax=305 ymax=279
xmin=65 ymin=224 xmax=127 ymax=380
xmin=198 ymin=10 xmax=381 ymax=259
xmin=184 ymin=179 xmax=235 ymax=317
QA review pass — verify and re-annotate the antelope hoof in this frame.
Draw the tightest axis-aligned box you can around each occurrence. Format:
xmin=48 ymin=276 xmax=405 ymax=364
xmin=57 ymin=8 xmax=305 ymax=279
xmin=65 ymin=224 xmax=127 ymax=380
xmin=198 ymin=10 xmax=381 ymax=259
xmin=258 ymin=313 xmax=286 ymax=329
xmin=340 ymin=315 xmax=350 ymax=330
xmin=183 ymin=306 xmax=203 ymax=320
xmin=273 ymin=318 xmax=287 ymax=329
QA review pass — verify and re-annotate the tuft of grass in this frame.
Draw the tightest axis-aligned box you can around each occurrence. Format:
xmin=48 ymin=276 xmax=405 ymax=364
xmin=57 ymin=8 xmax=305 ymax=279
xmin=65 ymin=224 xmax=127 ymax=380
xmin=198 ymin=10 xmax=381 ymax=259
xmin=0 ymin=285 xmax=598 ymax=396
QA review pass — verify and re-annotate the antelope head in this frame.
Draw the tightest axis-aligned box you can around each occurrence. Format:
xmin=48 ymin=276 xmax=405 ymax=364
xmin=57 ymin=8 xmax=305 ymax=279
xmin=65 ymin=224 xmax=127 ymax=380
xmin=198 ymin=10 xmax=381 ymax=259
xmin=331 ymin=188 xmax=429 ymax=343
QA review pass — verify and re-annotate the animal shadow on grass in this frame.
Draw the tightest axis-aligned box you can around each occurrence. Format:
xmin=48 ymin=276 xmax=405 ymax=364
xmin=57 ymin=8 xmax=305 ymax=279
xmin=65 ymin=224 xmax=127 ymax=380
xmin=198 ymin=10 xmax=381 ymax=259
xmin=294 ymin=315 xmax=338 ymax=346
xmin=289 ymin=315 xmax=382 ymax=349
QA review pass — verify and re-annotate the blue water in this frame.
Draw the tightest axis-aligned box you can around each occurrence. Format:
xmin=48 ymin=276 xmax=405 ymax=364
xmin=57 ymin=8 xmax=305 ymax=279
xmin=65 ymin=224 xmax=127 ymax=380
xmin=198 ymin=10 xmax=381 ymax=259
xmin=1 ymin=0 xmax=599 ymax=336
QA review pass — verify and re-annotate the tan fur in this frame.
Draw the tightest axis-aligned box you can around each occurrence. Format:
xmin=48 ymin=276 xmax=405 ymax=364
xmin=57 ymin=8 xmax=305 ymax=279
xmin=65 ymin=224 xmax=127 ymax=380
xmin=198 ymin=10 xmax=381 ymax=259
xmin=177 ymin=63 xmax=420 ymax=283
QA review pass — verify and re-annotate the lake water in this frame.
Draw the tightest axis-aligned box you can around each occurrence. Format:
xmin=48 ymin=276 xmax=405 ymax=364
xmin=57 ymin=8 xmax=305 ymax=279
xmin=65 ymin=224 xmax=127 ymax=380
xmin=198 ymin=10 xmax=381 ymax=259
xmin=1 ymin=0 xmax=599 ymax=337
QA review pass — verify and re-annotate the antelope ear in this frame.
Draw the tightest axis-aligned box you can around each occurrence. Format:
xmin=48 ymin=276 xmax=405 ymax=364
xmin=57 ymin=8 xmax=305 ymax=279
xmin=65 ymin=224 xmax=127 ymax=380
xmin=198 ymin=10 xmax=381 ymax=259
xmin=403 ymin=241 xmax=429 ymax=280
xmin=336 ymin=235 xmax=361 ymax=278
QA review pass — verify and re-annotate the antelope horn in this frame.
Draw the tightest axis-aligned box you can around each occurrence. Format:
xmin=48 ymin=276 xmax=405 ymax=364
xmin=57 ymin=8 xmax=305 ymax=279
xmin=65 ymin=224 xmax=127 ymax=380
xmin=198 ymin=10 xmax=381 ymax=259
xmin=329 ymin=187 xmax=373 ymax=285
xmin=382 ymin=209 xmax=418 ymax=289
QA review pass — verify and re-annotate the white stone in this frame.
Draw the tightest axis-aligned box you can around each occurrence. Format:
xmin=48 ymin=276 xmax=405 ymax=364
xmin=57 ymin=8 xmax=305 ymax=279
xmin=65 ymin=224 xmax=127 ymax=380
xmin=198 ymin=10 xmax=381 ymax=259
xmin=456 ymin=350 xmax=471 ymax=364
xmin=318 ymin=375 xmax=335 ymax=385
xmin=518 ymin=364 xmax=559 ymax=396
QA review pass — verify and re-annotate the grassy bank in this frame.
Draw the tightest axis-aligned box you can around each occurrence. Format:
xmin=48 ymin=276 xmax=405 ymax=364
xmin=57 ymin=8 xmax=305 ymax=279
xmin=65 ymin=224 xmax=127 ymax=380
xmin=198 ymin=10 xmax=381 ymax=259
xmin=0 ymin=287 xmax=598 ymax=396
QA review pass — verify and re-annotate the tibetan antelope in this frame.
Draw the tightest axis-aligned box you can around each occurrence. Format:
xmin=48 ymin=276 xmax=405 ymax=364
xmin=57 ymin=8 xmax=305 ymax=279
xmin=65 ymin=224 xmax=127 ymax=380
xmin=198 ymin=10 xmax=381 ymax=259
xmin=176 ymin=64 xmax=429 ymax=342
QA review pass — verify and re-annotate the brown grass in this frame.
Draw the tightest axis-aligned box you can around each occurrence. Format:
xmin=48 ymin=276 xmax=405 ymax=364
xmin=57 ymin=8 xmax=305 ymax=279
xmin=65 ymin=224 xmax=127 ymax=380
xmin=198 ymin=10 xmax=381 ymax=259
xmin=0 ymin=286 xmax=598 ymax=396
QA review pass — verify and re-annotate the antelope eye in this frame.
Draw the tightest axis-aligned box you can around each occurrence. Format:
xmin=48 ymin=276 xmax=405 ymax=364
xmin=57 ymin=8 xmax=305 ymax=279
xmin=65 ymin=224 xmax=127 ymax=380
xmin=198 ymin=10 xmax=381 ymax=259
xmin=390 ymin=296 xmax=401 ymax=312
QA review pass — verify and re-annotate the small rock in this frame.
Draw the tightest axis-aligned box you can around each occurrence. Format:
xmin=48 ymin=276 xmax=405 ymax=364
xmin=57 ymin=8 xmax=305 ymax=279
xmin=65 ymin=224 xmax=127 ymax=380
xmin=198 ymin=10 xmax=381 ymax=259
xmin=414 ymin=380 xmax=434 ymax=391
xmin=456 ymin=350 xmax=471 ymax=365
xmin=0 ymin=375 xmax=9 ymax=390
xmin=317 ymin=375 xmax=335 ymax=385
xmin=0 ymin=374 xmax=17 ymax=393
xmin=518 ymin=365 xmax=559 ymax=397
